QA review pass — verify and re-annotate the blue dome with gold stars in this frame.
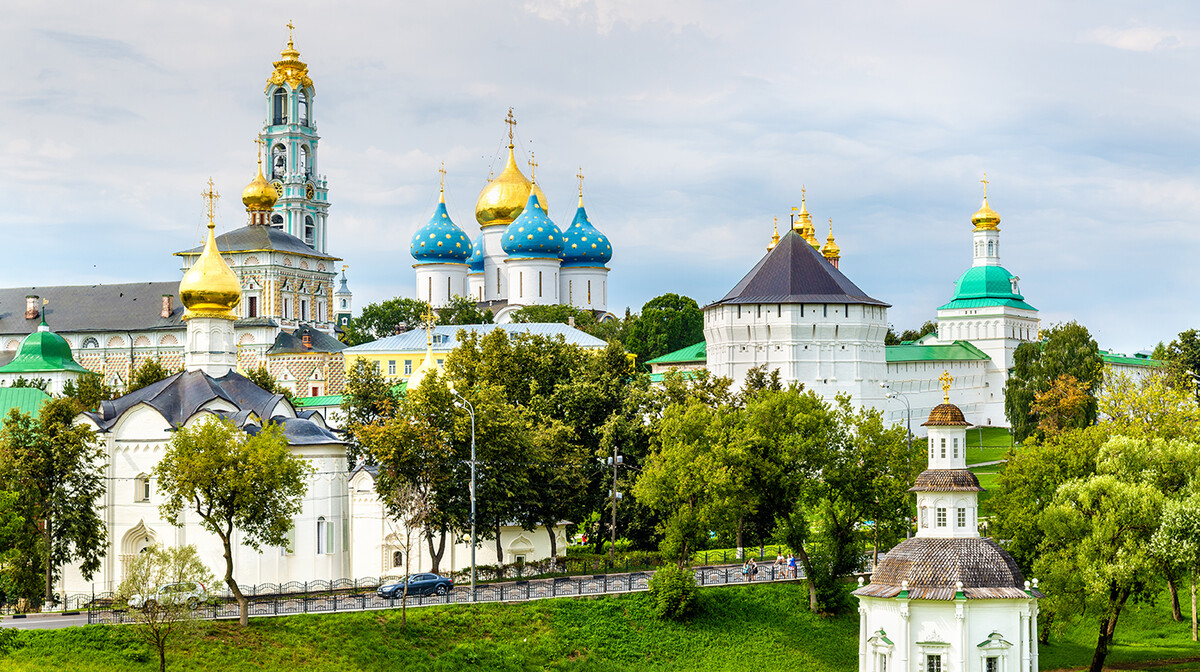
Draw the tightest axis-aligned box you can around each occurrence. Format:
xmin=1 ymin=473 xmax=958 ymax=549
xmin=501 ymin=193 xmax=563 ymax=259
xmin=468 ymin=233 xmax=485 ymax=273
xmin=560 ymin=200 xmax=612 ymax=267
xmin=411 ymin=197 xmax=471 ymax=264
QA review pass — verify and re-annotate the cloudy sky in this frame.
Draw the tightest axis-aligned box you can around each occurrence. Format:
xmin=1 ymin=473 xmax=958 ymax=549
xmin=2 ymin=1 xmax=1197 ymax=354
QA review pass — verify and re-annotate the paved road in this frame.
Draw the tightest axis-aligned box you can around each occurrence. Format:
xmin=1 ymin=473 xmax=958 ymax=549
xmin=3 ymin=614 xmax=90 ymax=630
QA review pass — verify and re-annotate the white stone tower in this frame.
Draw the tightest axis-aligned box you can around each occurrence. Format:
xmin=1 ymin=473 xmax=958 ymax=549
xmin=854 ymin=377 xmax=1041 ymax=672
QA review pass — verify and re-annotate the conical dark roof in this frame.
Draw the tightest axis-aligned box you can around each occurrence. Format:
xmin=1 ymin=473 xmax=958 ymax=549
xmin=713 ymin=230 xmax=888 ymax=306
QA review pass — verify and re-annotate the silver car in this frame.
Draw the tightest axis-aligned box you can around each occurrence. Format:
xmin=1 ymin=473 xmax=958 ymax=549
xmin=127 ymin=581 xmax=207 ymax=610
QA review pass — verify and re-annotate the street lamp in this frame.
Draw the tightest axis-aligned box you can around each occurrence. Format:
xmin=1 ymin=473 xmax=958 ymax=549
xmin=881 ymin=382 xmax=915 ymax=540
xmin=606 ymin=448 xmax=624 ymax=560
xmin=453 ymin=392 xmax=476 ymax=601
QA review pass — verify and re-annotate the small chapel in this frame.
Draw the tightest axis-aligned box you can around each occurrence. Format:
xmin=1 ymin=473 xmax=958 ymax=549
xmin=853 ymin=379 xmax=1042 ymax=672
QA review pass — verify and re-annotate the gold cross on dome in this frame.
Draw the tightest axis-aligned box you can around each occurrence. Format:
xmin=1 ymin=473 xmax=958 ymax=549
xmin=801 ymin=185 xmax=806 ymax=204
xmin=421 ymin=306 xmax=438 ymax=347
xmin=576 ymin=167 xmax=585 ymax=196
xmin=529 ymin=152 xmax=538 ymax=182
xmin=255 ymin=136 xmax=265 ymax=166
xmin=439 ymin=162 xmax=446 ymax=191
xmin=981 ymin=172 xmax=989 ymax=198
xmin=505 ymin=108 xmax=517 ymax=143
xmin=939 ymin=370 xmax=954 ymax=403
xmin=202 ymin=178 xmax=220 ymax=223
xmin=286 ymin=20 xmax=295 ymax=41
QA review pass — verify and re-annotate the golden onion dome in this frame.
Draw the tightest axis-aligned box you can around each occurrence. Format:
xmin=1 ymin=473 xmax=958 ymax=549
xmin=475 ymin=145 xmax=537 ymax=227
xmin=242 ymin=160 xmax=278 ymax=212
xmin=266 ymin=33 xmax=313 ymax=92
xmin=971 ymin=197 xmax=1001 ymax=230
xmin=822 ymin=219 xmax=840 ymax=259
xmin=180 ymin=219 xmax=241 ymax=321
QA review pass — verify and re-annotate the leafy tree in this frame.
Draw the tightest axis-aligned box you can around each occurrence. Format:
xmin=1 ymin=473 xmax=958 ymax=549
xmin=118 ymin=544 xmax=213 ymax=672
xmin=127 ymin=359 xmax=177 ymax=395
xmin=244 ymin=364 xmax=294 ymax=401
xmin=154 ymin=418 xmax=311 ymax=626
xmin=509 ymin=304 xmax=596 ymax=330
xmin=1151 ymin=491 xmax=1200 ymax=640
xmin=625 ymin=294 xmax=704 ymax=369
xmin=1156 ymin=329 xmax=1200 ymax=402
xmin=0 ymin=489 xmax=40 ymax=611
xmin=1030 ymin=374 xmax=1091 ymax=437
xmin=340 ymin=358 xmax=398 ymax=465
xmin=1004 ymin=321 xmax=1103 ymax=442
xmin=341 ymin=297 xmax=431 ymax=345
xmin=62 ymin=372 xmax=118 ymax=413
xmin=437 ymin=295 xmax=493 ymax=326
xmin=885 ymin=320 xmax=938 ymax=345
xmin=8 ymin=377 xmax=48 ymax=392
xmin=0 ymin=398 xmax=106 ymax=606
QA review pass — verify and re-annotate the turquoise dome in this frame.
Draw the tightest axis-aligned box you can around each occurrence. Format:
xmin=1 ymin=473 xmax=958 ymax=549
xmin=952 ymin=265 xmax=1022 ymax=301
xmin=411 ymin=199 xmax=471 ymax=264
xmin=560 ymin=203 xmax=612 ymax=267
xmin=468 ymin=234 xmax=484 ymax=273
xmin=501 ymin=193 xmax=563 ymax=259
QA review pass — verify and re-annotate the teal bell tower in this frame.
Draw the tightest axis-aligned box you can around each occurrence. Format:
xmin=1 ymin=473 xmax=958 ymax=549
xmin=260 ymin=24 xmax=330 ymax=253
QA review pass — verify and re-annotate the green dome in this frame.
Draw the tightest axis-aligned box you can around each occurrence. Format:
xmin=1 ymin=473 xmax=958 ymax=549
xmin=938 ymin=265 xmax=1037 ymax=312
xmin=0 ymin=323 xmax=90 ymax=374
xmin=953 ymin=266 xmax=1022 ymax=301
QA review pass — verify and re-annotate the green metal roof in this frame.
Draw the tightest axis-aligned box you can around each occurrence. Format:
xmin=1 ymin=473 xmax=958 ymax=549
xmin=938 ymin=266 xmax=1037 ymax=312
xmin=0 ymin=323 xmax=90 ymax=375
xmin=645 ymin=341 xmax=707 ymax=366
xmin=648 ymin=370 xmax=701 ymax=384
xmin=1101 ymin=351 xmax=1161 ymax=368
xmin=0 ymin=388 xmax=50 ymax=418
xmin=292 ymin=394 xmax=344 ymax=407
xmin=886 ymin=340 xmax=991 ymax=363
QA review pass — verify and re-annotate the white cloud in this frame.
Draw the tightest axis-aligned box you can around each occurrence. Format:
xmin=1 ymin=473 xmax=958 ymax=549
xmin=1089 ymin=26 xmax=1185 ymax=52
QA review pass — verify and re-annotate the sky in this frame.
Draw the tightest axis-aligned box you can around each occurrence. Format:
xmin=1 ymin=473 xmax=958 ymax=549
xmin=1 ymin=1 xmax=1197 ymax=355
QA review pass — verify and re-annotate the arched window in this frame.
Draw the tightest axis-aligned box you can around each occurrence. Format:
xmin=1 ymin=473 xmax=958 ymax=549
xmin=272 ymin=144 xmax=287 ymax=179
xmin=987 ymin=240 xmax=994 ymax=256
xmin=392 ymin=550 xmax=403 ymax=568
xmin=135 ymin=473 xmax=151 ymax=502
xmin=272 ymin=88 xmax=287 ymax=125
xmin=316 ymin=516 xmax=328 ymax=555
xmin=82 ymin=337 xmax=99 ymax=349
xmin=271 ymin=214 xmax=284 ymax=227
xmin=298 ymin=90 xmax=309 ymax=126
xmin=304 ymin=216 xmax=315 ymax=246
xmin=300 ymin=146 xmax=309 ymax=178
xmin=340 ymin=299 xmax=347 ymax=309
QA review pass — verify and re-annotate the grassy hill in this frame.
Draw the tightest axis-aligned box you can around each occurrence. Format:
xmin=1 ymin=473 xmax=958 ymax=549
xmin=2 ymin=583 xmax=1198 ymax=670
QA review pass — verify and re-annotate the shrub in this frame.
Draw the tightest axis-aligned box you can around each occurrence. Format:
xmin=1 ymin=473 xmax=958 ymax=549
xmin=0 ymin=627 xmax=22 ymax=655
xmin=648 ymin=564 xmax=697 ymax=621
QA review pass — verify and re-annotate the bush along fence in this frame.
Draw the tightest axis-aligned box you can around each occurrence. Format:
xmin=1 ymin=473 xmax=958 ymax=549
xmin=87 ymin=561 xmax=813 ymax=625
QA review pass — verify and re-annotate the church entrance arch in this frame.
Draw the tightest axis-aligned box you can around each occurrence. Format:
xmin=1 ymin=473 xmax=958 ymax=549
xmin=120 ymin=521 xmax=158 ymax=582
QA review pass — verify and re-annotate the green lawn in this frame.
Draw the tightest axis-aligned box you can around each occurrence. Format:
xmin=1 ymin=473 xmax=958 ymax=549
xmin=966 ymin=426 xmax=1014 ymax=465
xmin=2 ymin=584 xmax=1194 ymax=671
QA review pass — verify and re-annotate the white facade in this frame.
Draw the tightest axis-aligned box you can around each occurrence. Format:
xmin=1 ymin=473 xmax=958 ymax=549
xmin=504 ymin=257 xmax=561 ymax=307
xmin=414 ymin=263 xmax=469 ymax=308
xmin=560 ymin=266 xmax=609 ymax=313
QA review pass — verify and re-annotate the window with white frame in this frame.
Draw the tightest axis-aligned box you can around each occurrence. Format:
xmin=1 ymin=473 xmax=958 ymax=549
xmin=926 ymin=654 xmax=942 ymax=672
xmin=986 ymin=656 xmax=998 ymax=672
xmin=958 ymin=507 xmax=966 ymax=528
xmin=388 ymin=360 xmax=396 ymax=375
xmin=940 ymin=438 xmax=946 ymax=458
xmin=404 ymin=360 xmax=412 ymax=375
xmin=953 ymin=437 xmax=959 ymax=458
xmin=316 ymin=517 xmax=328 ymax=555
xmin=936 ymin=507 xmax=947 ymax=527
xmin=135 ymin=474 xmax=151 ymax=502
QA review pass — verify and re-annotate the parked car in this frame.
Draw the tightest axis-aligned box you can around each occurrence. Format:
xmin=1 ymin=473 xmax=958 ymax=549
xmin=127 ymin=582 xmax=207 ymax=610
xmin=377 ymin=573 xmax=454 ymax=598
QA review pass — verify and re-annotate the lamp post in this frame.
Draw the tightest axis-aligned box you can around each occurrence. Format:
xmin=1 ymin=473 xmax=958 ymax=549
xmin=453 ymin=392 xmax=476 ymax=600
xmin=881 ymin=382 xmax=914 ymax=541
xmin=606 ymin=447 xmax=623 ymax=560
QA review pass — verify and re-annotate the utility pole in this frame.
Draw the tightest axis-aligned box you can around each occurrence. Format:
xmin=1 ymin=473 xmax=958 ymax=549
xmin=607 ymin=447 xmax=623 ymax=560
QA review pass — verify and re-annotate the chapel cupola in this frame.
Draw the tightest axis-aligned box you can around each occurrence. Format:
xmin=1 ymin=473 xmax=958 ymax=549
xmin=242 ymin=141 xmax=279 ymax=225
xmin=972 ymin=173 xmax=1002 ymax=268
xmin=792 ymin=187 xmax=821 ymax=249
xmin=475 ymin=109 xmax=545 ymax=228
xmin=180 ymin=180 xmax=241 ymax=377
xmin=821 ymin=218 xmax=841 ymax=268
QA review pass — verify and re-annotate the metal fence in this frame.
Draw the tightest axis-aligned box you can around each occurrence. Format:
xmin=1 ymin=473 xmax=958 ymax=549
xmin=87 ymin=562 xmax=808 ymax=625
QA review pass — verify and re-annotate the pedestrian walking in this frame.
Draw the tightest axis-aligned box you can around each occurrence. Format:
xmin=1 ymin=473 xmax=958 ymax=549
xmin=748 ymin=558 xmax=758 ymax=582
xmin=787 ymin=554 xmax=797 ymax=579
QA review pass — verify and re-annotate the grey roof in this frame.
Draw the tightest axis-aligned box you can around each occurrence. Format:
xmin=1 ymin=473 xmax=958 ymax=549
xmin=268 ymin=325 xmax=348 ymax=355
xmin=344 ymin=323 xmax=606 ymax=354
xmin=175 ymin=225 xmax=340 ymax=261
xmin=711 ymin=230 xmax=889 ymax=307
xmin=0 ymin=282 xmax=183 ymax=336
xmin=86 ymin=369 xmax=342 ymax=445
xmin=856 ymin=537 xmax=1038 ymax=600
xmin=335 ymin=274 xmax=351 ymax=296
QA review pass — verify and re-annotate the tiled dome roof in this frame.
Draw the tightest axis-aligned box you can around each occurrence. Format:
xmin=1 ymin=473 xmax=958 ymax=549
xmin=859 ymin=538 xmax=1031 ymax=600
xmin=560 ymin=203 xmax=612 ymax=267
xmin=909 ymin=469 xmax=984 ymax=493
xmin=411 ymin=198 xmax=471 ymax=264
xmin=502 ymin=193 xmax=563 ymax=259
xmin=922 ymin=403 xmax=969 ymax=427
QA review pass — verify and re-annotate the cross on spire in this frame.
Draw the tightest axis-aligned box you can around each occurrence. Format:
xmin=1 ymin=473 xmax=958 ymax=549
xmin=421 ymin=305 xmax=438 ymax=347
xmin=981 ymin=172 xmax=989 ymax=199
xmin=439 ymin=162 xmax=446 ymax=192
xmin=505 ymin=108 xmax=517 ymax=146
xmin=939 ymin=370 xmax=954 ymax=403
xmin=528 ymin=152 xmax=538 ymax=182
xmin=255 ymin=136 xmax=265 ymax=167
xmin=202 ymin=178 xmax=220 ymax=225
xmin=577 ymin=167 xmax=585 ymax=197
xmin=286 ymin=20 xmax=295 ymax=44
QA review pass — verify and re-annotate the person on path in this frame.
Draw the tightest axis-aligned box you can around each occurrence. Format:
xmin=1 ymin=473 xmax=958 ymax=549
xmin=742 ymin=559 xmax=751 ymax=581
xmin=748 ymin=558 xmax=758 ymax=582
xmin=787 ymin=554 xmax=797 ymax=579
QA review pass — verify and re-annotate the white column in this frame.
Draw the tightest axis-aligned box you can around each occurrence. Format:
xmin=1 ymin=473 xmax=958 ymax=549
xmin=1031 ymin=600 xmax=1039 ymax=671
xmin=899 ymin=600 xmax=909 ymax=672
xmin=858 ymin=605 xmax=868 ymax=671
xmin=1020 ymin=609 xmax=1029 ymax=671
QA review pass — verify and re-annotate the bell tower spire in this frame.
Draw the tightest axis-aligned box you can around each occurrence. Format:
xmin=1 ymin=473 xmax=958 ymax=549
xmin=262 ymin=23 xmax=329 ymax=252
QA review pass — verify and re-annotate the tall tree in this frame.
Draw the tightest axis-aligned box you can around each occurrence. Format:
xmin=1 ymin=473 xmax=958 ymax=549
xmin=0 ymin=397 xmax=106 ymax=606
xmin=1003 ymin=321 xmax=1103 ymax=441
xmin=437 ymin=295 xmax=493 ymax=326
xmin=1156 ymin=329 xmax=1200 ymax=403
xmin=625 ymin=294 xmax=704 ymax=368
xmin=1152 ymin=491 xmax=1200 ymax=640
xmin=244 ymin=364 xmax=294 ymax=400
xmin=341 ymin=297 xmax=431 ymax=346
xmin=154 ymin=418 xmax=311 ymax=626
xmin=62 ymin=372 xmax=118 ymax=414
xmin=341 ymin=358 xmax=398 ymax=465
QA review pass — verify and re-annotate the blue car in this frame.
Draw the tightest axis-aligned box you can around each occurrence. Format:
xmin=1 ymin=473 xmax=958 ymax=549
xmin=377 ymin=573 xmax=454 ymax=598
